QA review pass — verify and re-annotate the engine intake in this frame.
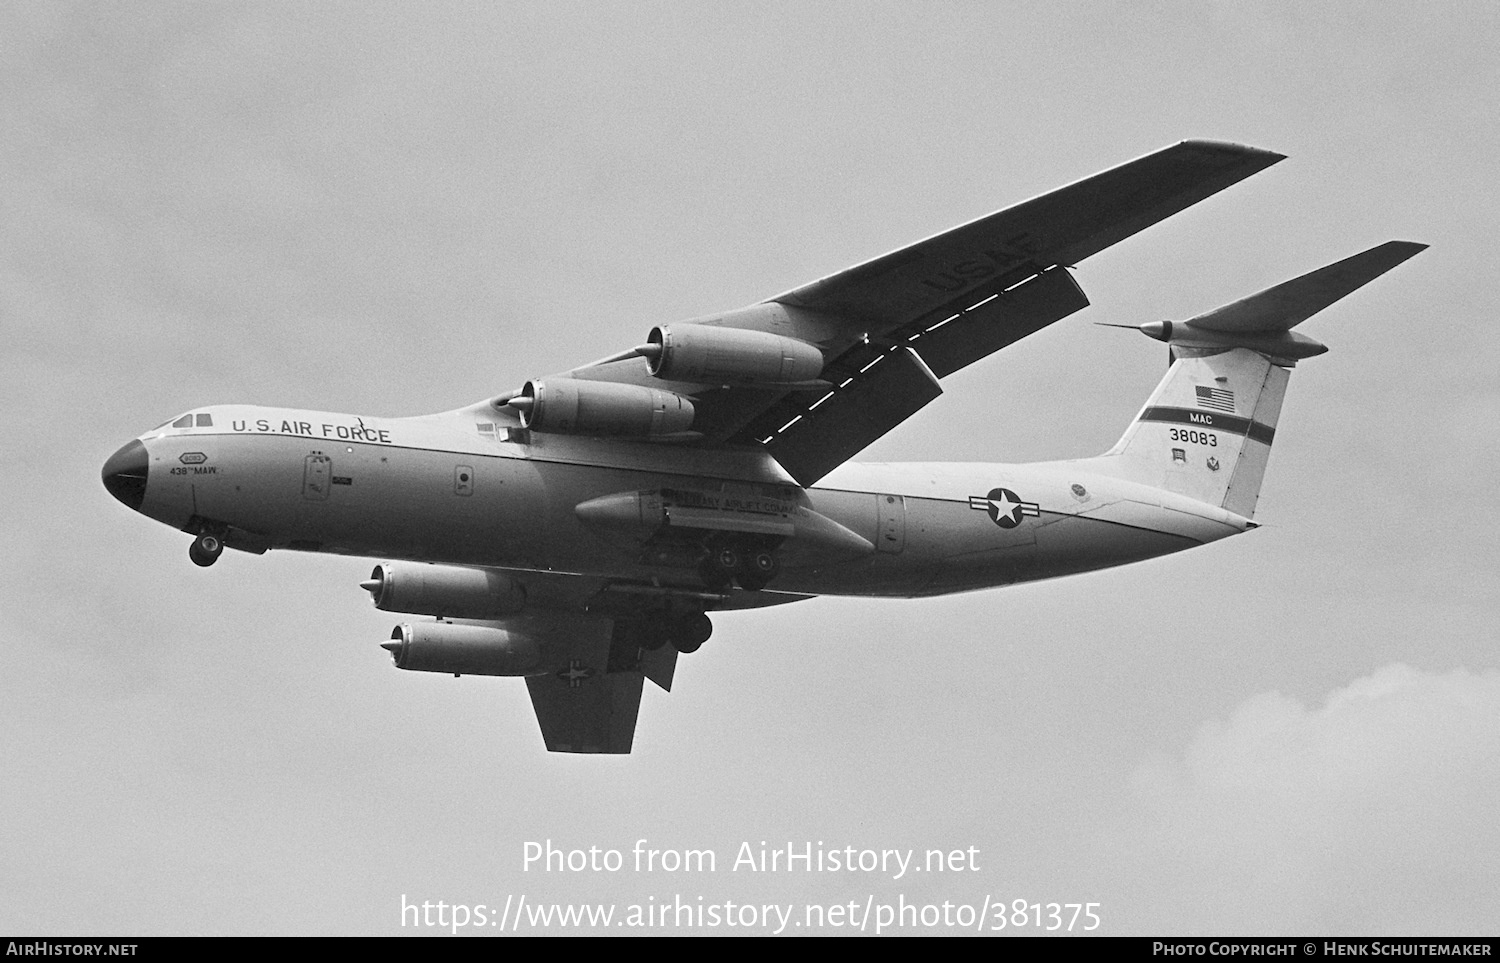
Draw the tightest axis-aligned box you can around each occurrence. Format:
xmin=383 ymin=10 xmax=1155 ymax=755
xmin=361 ymin=562 xmax=526 ymax=619
xmin=510 ymin=379 xmax=695 ymax=437
xmin=383 ymin=622 xmax=541 ymax=676
xmin=645 ymin=324 xmax=824 ymax=385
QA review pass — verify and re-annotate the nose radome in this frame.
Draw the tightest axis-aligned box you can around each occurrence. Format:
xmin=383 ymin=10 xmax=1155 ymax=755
xmin=102 ymin=440 xmax=149 ymax=511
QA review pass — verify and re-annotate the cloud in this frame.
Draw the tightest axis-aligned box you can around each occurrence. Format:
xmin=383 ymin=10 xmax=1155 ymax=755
xmin=1115 ymin=664 xmax=1500 ymax=934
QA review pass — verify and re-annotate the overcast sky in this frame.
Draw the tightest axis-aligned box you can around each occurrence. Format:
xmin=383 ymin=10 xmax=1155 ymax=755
xmin=4 ymin=2 xmax=1497 ymax=936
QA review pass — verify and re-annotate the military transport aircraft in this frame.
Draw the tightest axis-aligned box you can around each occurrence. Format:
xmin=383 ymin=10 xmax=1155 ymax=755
xmin=102 ymin=140 xmax=1424 ymax=753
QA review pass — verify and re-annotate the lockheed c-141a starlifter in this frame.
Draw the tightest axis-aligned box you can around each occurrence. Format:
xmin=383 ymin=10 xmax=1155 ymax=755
xmin=102 ymin=140 xmax=1424 ymax=752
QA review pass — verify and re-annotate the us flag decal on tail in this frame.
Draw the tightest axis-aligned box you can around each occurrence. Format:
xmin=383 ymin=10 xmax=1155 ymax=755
xmin=1195 ymin=385 xmax=1235 ymax=412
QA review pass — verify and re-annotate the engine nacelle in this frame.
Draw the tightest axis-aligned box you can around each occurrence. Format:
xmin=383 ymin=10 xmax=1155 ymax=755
xmin=646 ymin=324 xmax=825 ymax=385
xmin=511 ymin=378 xmax=695 ymax=437
xmin=361 ymin=562 xmax=526 ymax=619
xmin=383 ymin=622 xmax=541 ymax=676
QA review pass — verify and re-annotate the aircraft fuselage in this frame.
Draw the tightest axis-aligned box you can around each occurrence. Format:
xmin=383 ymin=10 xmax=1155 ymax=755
xmin=107 ymin=403 xmax=1249 ymax=600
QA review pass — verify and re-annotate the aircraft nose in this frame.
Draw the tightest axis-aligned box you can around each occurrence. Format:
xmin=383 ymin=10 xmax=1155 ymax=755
xmin=102 ymin=439 xmax=149 ymax=512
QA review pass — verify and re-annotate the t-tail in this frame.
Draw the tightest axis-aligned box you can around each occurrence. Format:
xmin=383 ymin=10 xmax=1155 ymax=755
xmin=1083 ymin=240 xmax=1426 ymax=518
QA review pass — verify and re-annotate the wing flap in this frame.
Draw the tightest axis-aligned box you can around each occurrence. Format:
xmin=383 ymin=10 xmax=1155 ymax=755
xmin=635 ymin=644 xmax=677 ymax=693
xmin=731 ymin=266 xmax=1086 ymax=452
xmin=909 ymin=266 xmax=1091 ymax=378
xmin=765 ymin=347 xmax=943 ymax=486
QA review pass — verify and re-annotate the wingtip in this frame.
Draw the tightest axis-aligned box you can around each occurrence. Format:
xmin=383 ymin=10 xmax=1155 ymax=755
xmin=1176 ymin=139 xmax=1287 ymax=165
xmin=1363 ymin=239 xmax=1429 ymax=267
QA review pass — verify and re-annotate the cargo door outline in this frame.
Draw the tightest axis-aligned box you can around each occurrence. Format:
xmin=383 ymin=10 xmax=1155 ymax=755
xmin=303 ymin=453 xmax=332 ymax=501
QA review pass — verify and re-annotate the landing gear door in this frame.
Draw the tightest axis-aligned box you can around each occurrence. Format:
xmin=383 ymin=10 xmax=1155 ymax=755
xmin=876 ymin=493 xmax=906 ymax=554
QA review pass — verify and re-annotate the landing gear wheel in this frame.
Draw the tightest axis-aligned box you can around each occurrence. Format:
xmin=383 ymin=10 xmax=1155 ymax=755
xmin=669 ymin=613 xmax=712 ymax=654
xmin=736 ymin=550 xmax=780 ymax=591
xmin=699 ymin=541 xmax=742 ymax=590
xmin=189 ymin=532 xmax=224 ymax=568
xmin=714 ymin=546 xmax=741 ymax=575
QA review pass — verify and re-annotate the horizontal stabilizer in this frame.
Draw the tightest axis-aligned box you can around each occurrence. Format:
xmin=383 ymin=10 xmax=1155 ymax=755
xmin=1189 ymin=240 xmax=1427 ymax=333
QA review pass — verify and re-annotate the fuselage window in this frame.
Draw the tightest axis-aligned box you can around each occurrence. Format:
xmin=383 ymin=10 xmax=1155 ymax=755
xmin=172 ymin=415 xmax=194 ymax=429
xmin=195 ymin=413 xmax=213 ymax=427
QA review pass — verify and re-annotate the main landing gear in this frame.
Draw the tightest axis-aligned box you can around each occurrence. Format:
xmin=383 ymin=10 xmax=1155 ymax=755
xmin=638 ymin=611 xmax=713 ymax=654
xmin=618 ymin=609 xmax=713 ymax=656
xmin=188 ymin=531 xmax=224 ymax=567
xmin=697 ymin=537 xmax=781 ymax=592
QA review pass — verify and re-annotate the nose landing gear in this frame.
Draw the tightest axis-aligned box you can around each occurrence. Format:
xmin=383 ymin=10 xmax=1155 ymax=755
xmin=188 ymin=531 xmax=225 ymax=567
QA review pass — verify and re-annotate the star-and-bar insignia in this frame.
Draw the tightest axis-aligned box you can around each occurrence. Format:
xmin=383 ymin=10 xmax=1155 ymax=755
xmin=557 ymin=660 xmax=595 ymax=688
xmin=968 ymin=487 xmax=1041 ymax=529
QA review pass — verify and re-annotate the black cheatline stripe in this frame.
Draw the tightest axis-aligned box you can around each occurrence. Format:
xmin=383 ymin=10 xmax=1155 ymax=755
xmin=1138 ymin=407 xmax=1275 ymax=445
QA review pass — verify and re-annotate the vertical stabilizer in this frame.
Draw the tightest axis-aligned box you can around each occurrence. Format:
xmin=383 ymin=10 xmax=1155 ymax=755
xmin=1096 ymin=350 xmax=1289 ymax=517
xmin=1082 ymin=240 xmax=1425 ymax=518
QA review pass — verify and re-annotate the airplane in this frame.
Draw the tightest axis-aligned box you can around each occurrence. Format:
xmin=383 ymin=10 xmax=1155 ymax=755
xmin=101 ymin=140 xmax=1425 ymax=753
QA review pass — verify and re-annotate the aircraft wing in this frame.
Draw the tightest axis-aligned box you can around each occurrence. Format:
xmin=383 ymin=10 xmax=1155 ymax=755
xmin=526 ymin=668 xmax=644 ymax=754
xmin=393 ymin=572 xmax=799 ymax=755
xmin=742 ymin=140 xmax=1283 ymax=484
xmin=770 ymin=139 xmax=1285 ymax=330
xmin=514 ymin=610 xmax=677 ymax=754
xmin=522 ymin=140 xmax=1283 ymax=486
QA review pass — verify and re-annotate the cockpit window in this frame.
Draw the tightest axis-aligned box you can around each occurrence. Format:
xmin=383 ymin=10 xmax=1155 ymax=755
xmin=172 ymin=415 xmax=194 ymax=428
xmin=195 ymin=413 xmax=213 ymax=427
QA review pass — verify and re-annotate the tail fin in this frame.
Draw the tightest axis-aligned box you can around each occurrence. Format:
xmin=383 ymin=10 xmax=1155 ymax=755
xmin=1089 ymin=241 xmax=1426 ymax=518
xmin=1099 ymin=348 xmax=1289 ymax=517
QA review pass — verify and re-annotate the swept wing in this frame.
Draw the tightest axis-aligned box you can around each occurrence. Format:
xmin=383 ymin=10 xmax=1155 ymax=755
xmin=527 ymin=140 xmax=1283 ymax=485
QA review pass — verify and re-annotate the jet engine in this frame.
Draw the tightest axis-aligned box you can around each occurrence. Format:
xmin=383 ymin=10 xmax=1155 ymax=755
xmin=643 ymin=324 xmax=825 ymax=385
xmin=509 ymin=379 xmax=695 ymax=437
xmin=383 ymin=622 xmax=542 ymax=676
xmin=361 ymin=562 xmax=526 ymax=619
